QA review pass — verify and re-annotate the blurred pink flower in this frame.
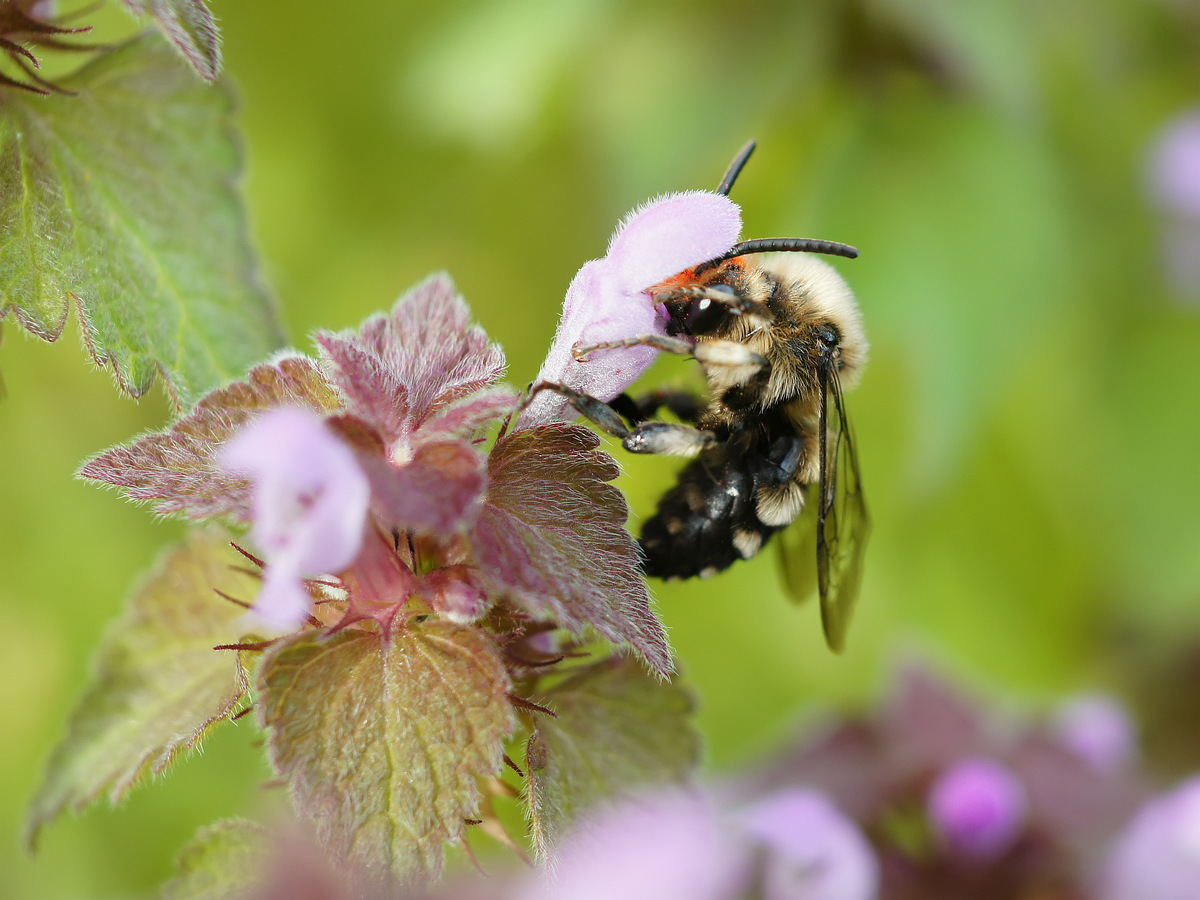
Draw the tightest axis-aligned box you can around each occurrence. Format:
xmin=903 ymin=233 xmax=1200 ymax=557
xmin=1146 ymin=111 xmax=1200 ymax=300
xmin=525 ymin=790 xmax=748 ymax=900
xmin=1053 ymin=694 xmax=1137 ymax=773
xmin=521 ymin=191 xmax=741 ymax=426
xmin=1102 ymin=776 xmax=1200 ymax=900
xmin=927 ymin=757 xmax=1027 ymax=861
xmin=219 ymin=406 xmax=370 ymax=629
xmin=738 ymin=789 xmax=880 ymax=900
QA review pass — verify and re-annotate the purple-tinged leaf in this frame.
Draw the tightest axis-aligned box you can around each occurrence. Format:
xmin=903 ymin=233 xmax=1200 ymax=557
xmin=421 ymin=386 xmax=518 ymax=441
xmin=356 ymin=438 xmax=487 ymax=538
xmin=316 ymin=332 xmax=412 ymax=443
xmin=321 ymin=274 xmax=505 ymax=436
xmin=26 ymin=533 xmax=253 ymax=848
xmin=79 ymin=356 xmax=340 ymax=522
xmin=882 ymin=663 xmax=989 ymax=771
xmin=122 ymin=0 xmax=222 ymax=81
xmin=525 ymin=655 xmax=700 ymax=862
xmin=469 ymin=425 xmax=673 ymax=676
xmin=257 ymin=621 xmax=515 ymax=888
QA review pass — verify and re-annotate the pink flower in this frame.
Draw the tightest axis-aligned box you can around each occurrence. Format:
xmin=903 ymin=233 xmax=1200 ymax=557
xmin=1102 ymin=777 xmax=1200 ymax=900
xmin=1146 ymin=111 xmax=1200 ymax=300
xmin=525 ymin=790 xmax=748 ymax=900
xmin=219 ymin=406 xmax=370 ymax=629
xmin=738 ymin=789 xmax=880 ymax=900
xmin=1053 ymin=694 xmax=1137 ymax=773
xmin=521 ymin=191 xmax=741 ymax=427
xmin=927 ymin=757 xmax=1027 ymax=861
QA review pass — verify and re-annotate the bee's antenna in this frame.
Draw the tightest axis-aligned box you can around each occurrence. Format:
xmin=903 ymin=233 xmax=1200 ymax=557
xmin=693 ymin=238 xmax=859 ymax=276
xmin=716 ymin=140 xmax=756 ymax=196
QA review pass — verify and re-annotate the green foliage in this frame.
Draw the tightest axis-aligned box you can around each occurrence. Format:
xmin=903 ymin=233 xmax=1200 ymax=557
xmin=25 ymin=532 xmax=252 ymax=848
xmin=256 ymin=622 xmax=516 ymax=887
xmin=0 ymin=33 xmax=280 ymax=408
xmin=525 ymin=655 xmax=701 ymax=862
xmin=7 ymin=0 xmax=1200 ymax=896
xmin=160 ymin=819 xmax=268 ymax=900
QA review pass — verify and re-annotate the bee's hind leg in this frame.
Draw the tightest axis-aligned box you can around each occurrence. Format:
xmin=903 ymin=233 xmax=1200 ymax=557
xmin=523 ymin=381 xmax=717 ymax=457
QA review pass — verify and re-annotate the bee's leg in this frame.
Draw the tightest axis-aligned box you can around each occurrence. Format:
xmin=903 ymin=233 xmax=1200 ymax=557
xmin=523 ymin=382 xmax=635 ymax=440
xmin=574 ymin=334 xmax=770 ymax=387
xmin=611 ymin=389 xmax=707 ymax=425
xmin=692 ymin=340 xmax=771 ymax=389
xmin=524 ymin=381 xmax=718 ymax=457
xmin=572 ymin=334 xmax=693 ymax=361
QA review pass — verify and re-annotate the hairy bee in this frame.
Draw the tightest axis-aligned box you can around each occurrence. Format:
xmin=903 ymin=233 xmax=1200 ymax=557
xmin=531 ymin=142 xmax=869 ymax=650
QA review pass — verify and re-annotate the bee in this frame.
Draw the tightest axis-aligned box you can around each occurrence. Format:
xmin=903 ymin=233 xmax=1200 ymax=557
xmin=530 ymin=142 xmax=869 ymax=650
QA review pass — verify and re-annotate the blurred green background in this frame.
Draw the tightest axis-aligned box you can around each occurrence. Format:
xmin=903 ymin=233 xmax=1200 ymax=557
xmin=4 ymin=0 xmax=1200 ymax=895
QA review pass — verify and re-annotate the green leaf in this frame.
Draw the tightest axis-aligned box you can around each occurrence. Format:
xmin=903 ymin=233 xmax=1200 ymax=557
xmin=0 ymin=34 xmax=282 ymax=408
xmin=26 ymin=532 xmax=254 ymax=848
xmin=122 ymin=1 xmax=223 ymax=81
xmin=160 ymin=819 xmax=270 ymax=900
xmin=525 ymin=655 xmax=701 ymax=861
xmin=257 ymin=621 xmax=516 ymax=888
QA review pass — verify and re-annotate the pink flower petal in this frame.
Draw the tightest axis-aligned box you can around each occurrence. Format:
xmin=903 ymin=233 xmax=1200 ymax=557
xmin=607 ymin=191 xmax=742 ymax=292
xmin=526 ymin=790 xmax=747 ymax=900
xmin=219 ymin=406 xmax=370 ymax=628
xmin=522 ymin=192 xmax=741 ymax=428
xmin=1053 ymin=694 xmax=1137 ymax=773
xmin=1103 ymin=777 xmax=1200 ymax=900
xmin=738 ymin=789 xmax=880 ymax=900
xmin=927 ymin=757 xmax=1027 ymax=861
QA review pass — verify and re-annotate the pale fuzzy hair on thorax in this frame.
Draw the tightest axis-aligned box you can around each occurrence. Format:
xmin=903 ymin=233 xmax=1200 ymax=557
xmin=759 ymin=252 xmax=867 ymax=389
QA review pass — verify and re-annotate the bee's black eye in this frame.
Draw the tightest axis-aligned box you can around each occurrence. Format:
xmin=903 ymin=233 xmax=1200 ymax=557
xmin=817 ymin=325 xmax=839 ymax=347
xmin=682 ymin=284 xmax=736 ymax=334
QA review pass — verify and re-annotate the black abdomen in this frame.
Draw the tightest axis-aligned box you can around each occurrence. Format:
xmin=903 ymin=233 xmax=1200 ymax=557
xmin=638 ymin=428 xmax=805 ymax=579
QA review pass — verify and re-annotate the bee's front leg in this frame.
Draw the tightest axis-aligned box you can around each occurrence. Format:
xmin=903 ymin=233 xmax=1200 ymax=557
xmin=522 ymin=381 xmax=717 ymax=457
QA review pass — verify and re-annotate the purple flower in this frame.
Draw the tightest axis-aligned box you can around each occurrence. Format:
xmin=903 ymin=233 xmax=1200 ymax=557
xmin=1146 ymin=111 xmax=1200 ymax=299
xmin=1102 ymin=777 xmax=1200 ymax=900
xmin=525 ymin=790 xmax=748 ymax=900
xmin=927 ymin=757 xmax=1027 ymax=861
xmin=1053 ymin=694 xmax=1137 ymax=773
xmin=738 ymin=789 xmax=880 ymax=900
xmin=218 ymin=406 xmax=370 ymax=629
xmin=522 ymin=191 xmax=741 ymax=427
xmin=1148 ymin=113 xmax=1200 ymax=217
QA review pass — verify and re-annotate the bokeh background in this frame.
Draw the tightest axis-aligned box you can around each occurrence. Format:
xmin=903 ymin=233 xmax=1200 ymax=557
xmin=4 ymin=0 xmax=1200 ymax=895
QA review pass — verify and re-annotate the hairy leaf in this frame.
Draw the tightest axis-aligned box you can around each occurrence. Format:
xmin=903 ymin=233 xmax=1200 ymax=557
xmin=79 ymin=355 xmax=340 ymax=521
xmin=470 ymin=425 xmax=673 ymax=676
xmin=161 ymin=820 xmax=269 ymax=900
xmin=0 ymin=34 xmax=281 ymax=406
xmin=355 ymin=438 xmax=488 ymax=538
xmin=525 ymin=655 xmax=701 ymax=861
xmin=257 ymin=621 xmax=515 ymax=887
xmin=317 ymin=274 xmax=506 ymax=442
xmin=122 ymin=0 xmax=222 ymax=80
xmin=26 ymin=532 xmax=253 ymax=848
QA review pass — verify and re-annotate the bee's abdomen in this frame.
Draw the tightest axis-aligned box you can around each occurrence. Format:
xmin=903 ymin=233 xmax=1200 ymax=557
xmin=638 ymin=431 xmax=805 ymax=580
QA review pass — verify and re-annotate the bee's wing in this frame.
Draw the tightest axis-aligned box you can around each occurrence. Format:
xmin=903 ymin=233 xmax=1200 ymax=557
xmin=776 ymin=480 xmax=820 ymax=605
xmin=815 ymin=365 xmax=870 ymax=652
